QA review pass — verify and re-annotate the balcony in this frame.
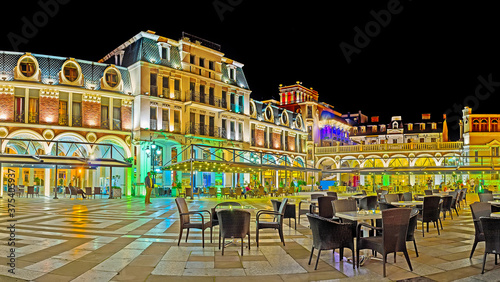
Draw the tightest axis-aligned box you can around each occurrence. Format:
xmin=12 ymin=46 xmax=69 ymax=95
xmin=189 ymin=91 xmax=224 ymax=108
xmin=187 ymin=123 xmax=226 ymax=138
xmin=316 ymin=141 xmax=464 ymax=155
xmin=150 ymin=119 xmax=157 ymax=130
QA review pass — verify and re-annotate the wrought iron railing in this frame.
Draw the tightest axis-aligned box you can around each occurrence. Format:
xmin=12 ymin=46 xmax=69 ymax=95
xmin=186 ymin=123 xmax=226 ymax=138
xmin=58 ymin=115 xmax=68 ymax=126
xmin=101 ymin=119 xmax=110 ymax=129
xmin=14 ymin=113 xmax=24 ymax=123
xmin=113 ymin=119 xmax=121 ymax=130
xmin=28 ymin=112 xmax=38 ymax=124
xmin=72 ymin=115 xmax=82 ymax=127
xmin=150 ymin=119 xmax=157 ymax=130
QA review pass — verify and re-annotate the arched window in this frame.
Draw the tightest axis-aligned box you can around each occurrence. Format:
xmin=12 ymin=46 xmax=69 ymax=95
xmin=481 ymin=119 xmax=488 ymax=132
xmin=492 ymin=120 xmax=499 ymax=132
xmin=472 ymin=119 xmax=480 ymax=132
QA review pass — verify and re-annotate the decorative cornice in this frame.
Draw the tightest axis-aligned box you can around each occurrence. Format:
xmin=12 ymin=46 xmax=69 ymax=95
xmin=83 ymin=93 xmax=101 ymax=103
xmin=0 ymin=85 xmax=14 ymax=95
xmin=40 ymin=89 xmax=59 ymax=99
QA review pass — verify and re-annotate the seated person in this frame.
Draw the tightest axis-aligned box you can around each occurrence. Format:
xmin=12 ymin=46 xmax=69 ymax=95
xmin=69 ymin=183 xmax=87 ymax=199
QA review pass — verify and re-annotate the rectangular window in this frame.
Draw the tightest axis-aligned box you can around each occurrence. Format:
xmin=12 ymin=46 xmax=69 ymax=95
xmin=174 ymin=79 xmax=180 ymax=91
xmin=101 ymin=105 xmax=109 ymax=129
xmin=221 ymin=91 xmax=227 ymax=108
xmin=199 ymin=115 xmax=205 ymax=135
xmin=150 ymin=73 xmax=157 ymax=96
xmin=230 ymin=121 xmax=235 ymax=140
xmin=209 ymin=61 xmax=214 ymax=70
xmin=150 ymin=107 xmax=157 ymax=130
xmin=173 ymin=110 xmax=180 ymax=133
xmin=209 ymin=87 xmax=215 ymax=105
xmin=162 ymin=77 xmax=169 ymax=95
xmin=28 ymin=98 xmax=39 ymax=123
xmin=58 ymin=100 xmax=68 ymax=126
xmin=209 ymin=116 xmax=215 ymax=136
xmin=199 ymin=57 xmax=205 ymax=68
xmin=113 ymin=107 xmax=121 ymax=130
xmin=190 ymin=55 xmax=195 ymax=64
xmin=72 ymin=102 xmax=82 ymax=126
xmin=238 ymin=122 xmax=243 ymax=141
xmin=14 ymin=97 xmax=25 ymax=122
xmin=222 ymin=118 xmax=227 ymax=138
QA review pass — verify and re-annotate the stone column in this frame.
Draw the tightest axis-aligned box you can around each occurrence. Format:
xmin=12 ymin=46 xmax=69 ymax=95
xmin=44 ymin=168 xmax=50 ymax=196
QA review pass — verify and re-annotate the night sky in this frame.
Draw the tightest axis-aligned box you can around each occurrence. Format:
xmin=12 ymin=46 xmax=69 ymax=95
xmin=1 ymin=0 xmax=500 ymax=141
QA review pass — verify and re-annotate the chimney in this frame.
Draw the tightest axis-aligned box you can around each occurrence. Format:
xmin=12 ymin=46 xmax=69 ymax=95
xmin=422 ymin=113 xmax=431 ymax=120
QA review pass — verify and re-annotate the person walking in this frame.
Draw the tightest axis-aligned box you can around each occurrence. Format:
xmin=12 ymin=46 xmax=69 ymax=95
xmin=145 ymin=172 xmax=154 ymax=204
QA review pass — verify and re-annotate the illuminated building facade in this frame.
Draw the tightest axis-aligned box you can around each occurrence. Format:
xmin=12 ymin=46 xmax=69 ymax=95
xmin=0 ymin=51 xmax=134 ymax=197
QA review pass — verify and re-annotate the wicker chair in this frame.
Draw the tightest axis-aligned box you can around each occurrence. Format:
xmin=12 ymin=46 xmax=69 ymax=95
xmin=417 ymin=196 xmax=441 ymax=237
xmin=440 ymin=195 xmax=454 ymax=220
xmin=469 ymin=202 xmax=491 ymax=259
xmin=326 ymin=191 xmax=338 ymax=198
xmin=27 ymin=186 xmax=36 ymax=198
xmin=235 ymin=187 xmax=243 ymax=199
xmin=93 ymin=187 xmax=102 ymax=199
xmin=359 ymin=195 xmax=378 ymax=211
xmin=212 ymin=202 xmax=242 ymax=236
xmin=456 ymin=190 xmax=464 ymax=210
xmin=64 ymin=186 xmax=71 ymax=197
xmin=217 ymin=209 xmax=251 ymax=255
xmin=479 ymin=217 xmax=500 ymax=274
xmin=298 ymin=200 xmax=309 ymax=225
xmin=407 ymin=208 xmax=420 ymax=257
xmin=256 ymin=198 xmax=288 ymax=247
xmin=356 ymin=208 xmax=413 ymax=277
xmin=275 ymin=187 xmax=284 ymax=197
xmin=85 ymin=187 xmax=94 ymax=199
xmin=383 ymin=194 xmax=399 ymax=205
xmin=309 ymin=193 xmax=324 ymax=214
xmin=317 ymin=196 xmax=337 ymax=219
xmin=450 ymin=194 xmax=460 ymax=217
xmin=175 ymin=197 xmax=212 ymax=248
xmin=271 ymin=199 xmax=297 ymax=229
xmin=209 ymin=187 xmax=217 ymax=198
xmin=69 ymin=186 xmax=82 ymax=199
xmin=424 ymin=190 xmax=433 ymax=195
xmin=403 ymin=192 xmax=413 ymax=201
xmin=479 ymin=193 xmax=494 ymax=203
xmin=307 ymin=213 xmax=355 ymax=270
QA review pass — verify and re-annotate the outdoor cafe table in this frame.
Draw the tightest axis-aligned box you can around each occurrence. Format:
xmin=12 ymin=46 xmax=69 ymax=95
xmin=487 ymin=200 xmax=500 ymax=206
xmin=335 ymin=210 xmax=382 ymax=221
xmin=491 ymin=212 xmax=500 ymax=218
xmin=215 ymin=205 xmax=257 ymax=212
xmin=390 ymin=201 xmax=423 ymax=207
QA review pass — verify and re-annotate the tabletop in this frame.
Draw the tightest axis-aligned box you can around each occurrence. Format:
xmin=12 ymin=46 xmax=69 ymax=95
xmin=487 ymin=200 xmax=500 ymax=205
xmin=215 ymin=205 xmax=256 ymax=212
xmin=490 ymin=212 xmax=500 ymax=218
xmin=335 ymin=210 xmax=382 ymax=221
xmin=391 ymin=201 xmax=423 ymax=206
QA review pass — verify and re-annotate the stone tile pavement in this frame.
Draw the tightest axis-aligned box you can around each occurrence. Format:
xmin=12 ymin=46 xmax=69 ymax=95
xmin=0 ymin=193 xmax=499 ymax=281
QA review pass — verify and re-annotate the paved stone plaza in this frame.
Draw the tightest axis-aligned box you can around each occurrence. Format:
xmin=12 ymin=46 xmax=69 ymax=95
xmin=0 ymin=194 xmax=499 ymax=282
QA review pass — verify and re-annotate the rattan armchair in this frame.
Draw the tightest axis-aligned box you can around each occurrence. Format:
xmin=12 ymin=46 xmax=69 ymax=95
xmin=356 ymin=208 xmax=413 ymax=277
xmin=271 ymin=199 xmax=297 ymax=229
xmin=479 ymin=193 xmax=494 ymax=202
xmin=479 ymin=217 xmax=500 ymax=274
xmin=256 ymin=198 xmax=288 ymax=247
xmin=306 ymin=213 xmax=355 ymax=270
xmin=403 ymin=192 xmax=413 ymax=201
xmin=407 ymin=208 xmax=420 ymax=257
xmin=469 ymin=202 xmax=491 ymax=259
xmin=359 ymin=195 xmax=378 ymax=211
xmin=417 ymin=196 xmax=441 ymax=237
xmin=175 ymin=197 xmax=212 ymax=248
xmin=85 ymin=187 xmax=94 ymax=199
xmin=217 ymin=209 xmax=251 ymax=255
xmin=383 ymin=194 xmax=399 ymax=205
xmin=440 ymin=195 xmax=454 ymax=220
xmin=93 ymin=187 xmax=102 ymax=198
xmin=424 ymin=190 xmax=433 ymax=195
xmin=317 ymin=196 xmax=337 ymax=219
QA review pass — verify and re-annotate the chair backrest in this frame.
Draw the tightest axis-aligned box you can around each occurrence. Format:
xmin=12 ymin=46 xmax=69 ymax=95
xmin=381 ymin=190 xmax=389 ymax=195
xmin=259 ymin=187 xmax=265 ymax=195
xmin=361 ymin=190 xmax=367 ymax=195
xmin=27 ymin=186 xmax=34 ymax=193
xmin=483 ymin=189 xmax=492 ymax=194
xmin=479 ymin=217 xmax=500 ymax=253
xmin=209 ymin=187 xmax=216 ymax=195
xmin=470 ymin=202 xmax=492 ymax=235
xmin=306 ymin=213 xmax=353 ymax=250
xmin=94 ymin=187 xmax=101 ymax=194
xmin=441 ymin=195 xmax=453 ymax=209
xmin=359 ymin=195 xmax=378 ymax=210
xmin=326 ymin=191 xmax=338 ymax=198
xmin=424 ymin=190 xmax=433 ymax=195
xmin=85 ymin=187 xmax=92 ymax=194
xmin=403 ymin=192 xmax=413 ymax=201
xmin=65 ymin=187 xmax=70 ymax=193
xmin=406 ymin=208 xmax=420 ymax=240
xmin=217 ymin=209 xmax=251 ymax=238
xmin=175 ymin=197 xmax=190 ymax=224
xmin=384 ymin=194 xmax=399 ymax=204
xmin=422 ymin=196 xmax=441 ymax=221
xmin=382 ymin=208 xmax=411 ymax=253
xmin=185 ymin=187 xmax=193 ymax=197
xmin=235 ymin=187 xmax=242 ymax=195
xmin=317 ymin=196 xmax=337 ymax=218
xmin=332 ymin=199 xmax=357 ymax=215
xmin=479 ymin=193 xmax=494 ymax=202
xmin=311 ymin=193 xmax=323 ymax=200
xmin=432 ymin=189 xmax=440 ymax=193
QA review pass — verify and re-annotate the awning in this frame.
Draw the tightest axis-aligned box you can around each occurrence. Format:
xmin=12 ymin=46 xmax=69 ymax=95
xmin=0 ymin=154 xmax=131 ymax=168
xmin=163 ymin=159 xmax=320 ymax=174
